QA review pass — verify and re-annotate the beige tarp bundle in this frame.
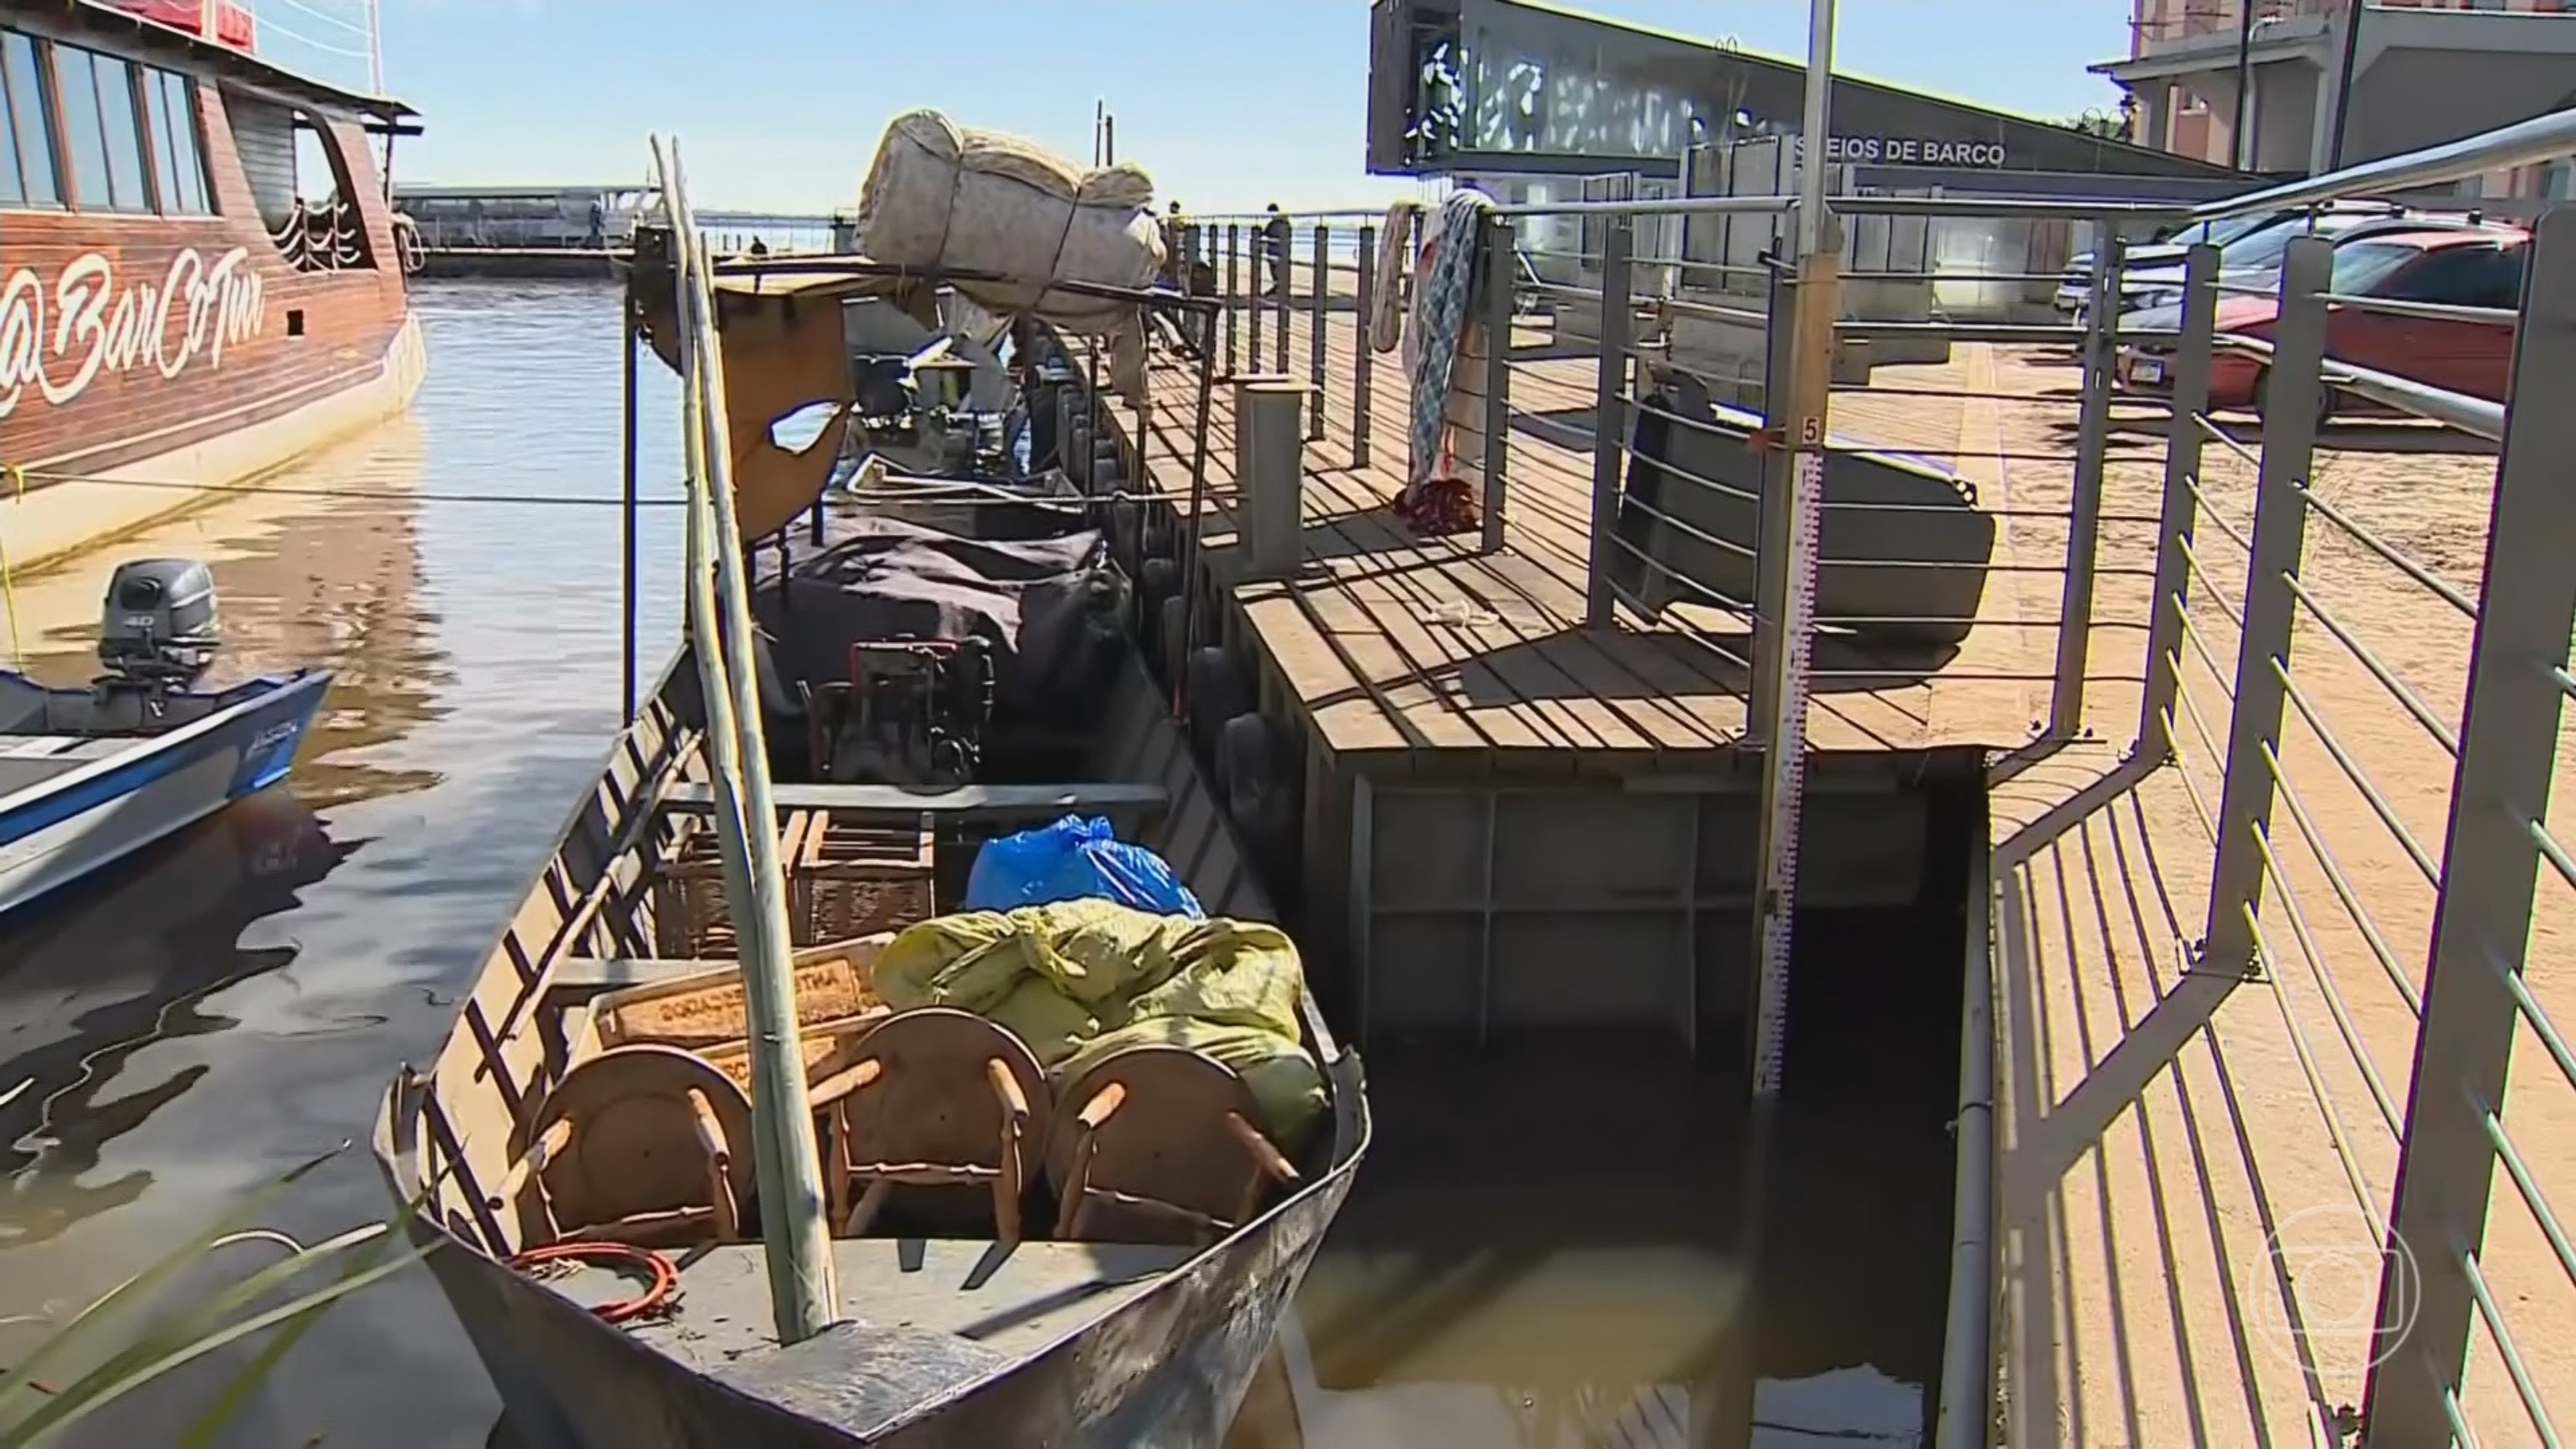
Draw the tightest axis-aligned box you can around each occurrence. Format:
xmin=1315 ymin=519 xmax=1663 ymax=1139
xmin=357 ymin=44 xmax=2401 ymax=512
xmin=633 ymin=111 xmax=1172 ymax=541
xmin=857 ymin=109 xmax=1160 ymax=387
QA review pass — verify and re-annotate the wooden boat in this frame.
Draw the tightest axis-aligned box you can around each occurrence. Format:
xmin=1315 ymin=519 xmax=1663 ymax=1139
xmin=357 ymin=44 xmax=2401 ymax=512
xmin=376 ymin=651 xmax=1368 ymax=1446
xmin=0 ymin=1 xmax=427 ymax=576
xmin=0 ymin=559 xmax=331 ymax=917
xmin=376 ymin=176 xmax=1366 ymax=1439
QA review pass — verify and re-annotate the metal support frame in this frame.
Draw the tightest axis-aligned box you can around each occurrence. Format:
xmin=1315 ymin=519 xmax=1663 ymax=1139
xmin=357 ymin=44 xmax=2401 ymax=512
xmin=1309 ymin=223 xmax=1330 ymax=441
xmin=2051 ymin=229 xmax=2125 ymax=741
xmin=1479 ymin=211 xmax=1515 ymax=555
xmin=1354 ymin=223 xmax=1377 ymax=470
xmin=2363 ymin=208 xmax=2576 ymax=1448
xmin=2202 ymin=233 xmax=2332 ymax=977
xmin=1745 ymin=246 xmax=1841 ymax=1101
xmin=1224 ymin=223 xmax=1240 ymax=372
xmin=2135 ymin=243 xmax=2220 ymax=762
xmin=1584 ymin=216 xmax=1633 ymax=629
xmin=1746 ymin=251 xmax=1799 ymax=740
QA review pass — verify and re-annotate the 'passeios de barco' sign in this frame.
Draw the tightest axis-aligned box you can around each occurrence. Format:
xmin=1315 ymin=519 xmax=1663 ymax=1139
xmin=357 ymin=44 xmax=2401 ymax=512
xmin=1801 ymin=135 xmax=2012 ymax=168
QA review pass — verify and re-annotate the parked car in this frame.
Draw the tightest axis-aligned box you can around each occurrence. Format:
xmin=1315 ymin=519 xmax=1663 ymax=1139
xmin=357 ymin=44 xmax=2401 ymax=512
xmin=2054 ymin=201 xmax=2410 ymax=319
xmin=2116 ymin=209 xmax=2498 ymax=319
xmin=2116 ymin=226 xmax=2526 ymax=421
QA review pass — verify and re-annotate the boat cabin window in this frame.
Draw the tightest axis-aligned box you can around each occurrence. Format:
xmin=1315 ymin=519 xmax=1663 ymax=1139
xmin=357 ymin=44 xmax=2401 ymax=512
xmin=140 ymin=67 xmax=213 ymax=214
xmin=53 ymin=44 xmax=153 ymax=213
xmin=0 ymin=30 xmax=63 ymax=207
xmin=230 ymin=92 xmax=375 ymax=271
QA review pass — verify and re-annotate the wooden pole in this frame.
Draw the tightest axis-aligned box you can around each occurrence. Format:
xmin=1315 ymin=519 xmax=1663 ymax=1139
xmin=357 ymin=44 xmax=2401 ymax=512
xmin=652 ymin=136 xmax=839 ymax=1344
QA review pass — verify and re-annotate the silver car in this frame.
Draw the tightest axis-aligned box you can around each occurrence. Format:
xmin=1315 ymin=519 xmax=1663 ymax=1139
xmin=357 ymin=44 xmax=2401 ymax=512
xmin=2055 ymin=202 xmax=2413 ymax=323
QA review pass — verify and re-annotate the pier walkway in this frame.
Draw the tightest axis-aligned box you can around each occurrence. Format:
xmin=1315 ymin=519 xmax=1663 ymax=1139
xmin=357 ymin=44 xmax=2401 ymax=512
xmin=1074 ymin=156 xmax=2576 ymax=1445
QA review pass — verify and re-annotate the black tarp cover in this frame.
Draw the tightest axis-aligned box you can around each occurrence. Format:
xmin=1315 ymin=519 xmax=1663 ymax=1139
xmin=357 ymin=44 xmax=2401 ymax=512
xmin=752 ymin=515 xmax=1126 ymax=727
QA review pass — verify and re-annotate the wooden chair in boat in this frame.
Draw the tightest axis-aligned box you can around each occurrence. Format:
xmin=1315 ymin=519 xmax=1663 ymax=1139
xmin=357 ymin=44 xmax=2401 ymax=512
xmin=1044 ymin=1044 xmax=1299 ymax=1246
xmin=814 ymin=1006 xmax=1051 ymax=1244
xmin=504 ymin=1044 xmax=757 ymax=1249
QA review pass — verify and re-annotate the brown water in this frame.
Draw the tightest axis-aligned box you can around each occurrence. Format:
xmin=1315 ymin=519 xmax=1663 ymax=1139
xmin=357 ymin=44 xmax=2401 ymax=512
xmin=0 ymin=282 xmax=1954 ymax=1447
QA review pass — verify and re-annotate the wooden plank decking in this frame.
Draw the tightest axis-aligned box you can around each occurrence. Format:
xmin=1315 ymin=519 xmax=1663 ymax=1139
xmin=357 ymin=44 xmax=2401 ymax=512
xmin=1099 ymin=289 xmax=2170 ymax=766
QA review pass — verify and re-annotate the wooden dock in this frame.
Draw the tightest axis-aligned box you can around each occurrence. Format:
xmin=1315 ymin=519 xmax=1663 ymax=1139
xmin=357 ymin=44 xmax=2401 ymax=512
xmin=1104 ymin=290 xmax=2163 ymax=769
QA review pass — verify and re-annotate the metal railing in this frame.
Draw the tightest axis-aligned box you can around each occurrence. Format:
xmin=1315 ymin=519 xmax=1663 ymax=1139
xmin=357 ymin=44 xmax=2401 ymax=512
xmin=1148 ymin=104 xmax=2576 ymax=1447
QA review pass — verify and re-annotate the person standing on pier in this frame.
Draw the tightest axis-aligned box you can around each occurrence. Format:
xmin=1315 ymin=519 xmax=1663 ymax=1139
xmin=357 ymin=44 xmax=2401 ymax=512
xmin=1263 ymin=203 xmax=1291 ymax=302
xmin=586 ymin=195 xmax=606 ymax=250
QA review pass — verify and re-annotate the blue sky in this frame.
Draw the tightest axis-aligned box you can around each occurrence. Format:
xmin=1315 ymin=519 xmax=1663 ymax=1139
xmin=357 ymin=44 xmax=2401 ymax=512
xmin=256 ymin=0 xmax=2136 ymax=214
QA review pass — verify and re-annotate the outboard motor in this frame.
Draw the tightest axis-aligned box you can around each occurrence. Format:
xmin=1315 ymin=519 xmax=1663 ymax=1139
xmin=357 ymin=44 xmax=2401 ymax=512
xmin=96 ymin=559 xmax=219 ymax=694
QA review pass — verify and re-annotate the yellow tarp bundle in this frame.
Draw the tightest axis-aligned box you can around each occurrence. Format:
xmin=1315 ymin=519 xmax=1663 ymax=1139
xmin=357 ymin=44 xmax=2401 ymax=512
xmin=871 ymin=898 xmax=1328 ymax=1144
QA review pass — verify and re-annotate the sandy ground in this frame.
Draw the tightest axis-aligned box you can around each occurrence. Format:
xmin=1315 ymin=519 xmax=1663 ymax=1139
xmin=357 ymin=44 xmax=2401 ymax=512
xmin=1919 ymin=345 xmax=2576 ymax=1448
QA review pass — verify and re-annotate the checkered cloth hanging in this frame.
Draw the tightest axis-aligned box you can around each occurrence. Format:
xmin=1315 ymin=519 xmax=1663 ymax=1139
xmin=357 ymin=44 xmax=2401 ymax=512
xmin=1405 ymin=188 xmax=1497 ymax=503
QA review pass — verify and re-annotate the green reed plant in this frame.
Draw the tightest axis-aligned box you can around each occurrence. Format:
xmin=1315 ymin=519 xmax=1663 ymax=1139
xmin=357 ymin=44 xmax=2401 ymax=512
xmin=0 ymin=1125 xmax=432 ymax=1449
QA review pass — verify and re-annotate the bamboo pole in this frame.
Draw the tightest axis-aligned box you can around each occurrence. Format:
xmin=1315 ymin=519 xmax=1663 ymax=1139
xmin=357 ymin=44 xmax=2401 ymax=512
xmin=651 ymin=136 xmax=839 ymax=1343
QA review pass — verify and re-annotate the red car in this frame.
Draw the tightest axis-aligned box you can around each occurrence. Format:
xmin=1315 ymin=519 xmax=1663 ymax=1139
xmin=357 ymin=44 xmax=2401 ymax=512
xmin=2118 ymin=227 xmax=2524 ymax=421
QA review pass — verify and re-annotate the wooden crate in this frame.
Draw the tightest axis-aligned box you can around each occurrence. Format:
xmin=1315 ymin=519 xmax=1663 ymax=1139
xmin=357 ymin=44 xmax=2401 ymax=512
xmin=653 ymin=810 xmax=935 ymax=959
xmin=593 ymin=936 xmax=893 ymax=1053
xmin=700 ymin=1018 xmax=883 ymax=1095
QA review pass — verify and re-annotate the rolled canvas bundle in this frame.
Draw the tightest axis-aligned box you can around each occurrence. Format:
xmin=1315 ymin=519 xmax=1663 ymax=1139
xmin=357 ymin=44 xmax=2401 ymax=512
xmin=856 ymin=109 xmax=1165 ymax=341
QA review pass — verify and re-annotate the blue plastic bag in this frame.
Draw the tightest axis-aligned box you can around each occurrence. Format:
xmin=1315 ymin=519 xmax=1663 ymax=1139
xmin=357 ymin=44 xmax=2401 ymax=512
xmin=962 ymin=814 xmax=1205 ymax=919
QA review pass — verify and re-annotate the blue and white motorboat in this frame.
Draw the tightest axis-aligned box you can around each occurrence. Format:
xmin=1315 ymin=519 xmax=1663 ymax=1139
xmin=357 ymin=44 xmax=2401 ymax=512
xmin=0 ymin=559 xmax=331 ymax=918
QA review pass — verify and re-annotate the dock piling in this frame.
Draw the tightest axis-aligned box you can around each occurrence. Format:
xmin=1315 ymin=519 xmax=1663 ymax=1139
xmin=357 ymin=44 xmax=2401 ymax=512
xmin=1236 ymin=377 xmax=1306 ymax=580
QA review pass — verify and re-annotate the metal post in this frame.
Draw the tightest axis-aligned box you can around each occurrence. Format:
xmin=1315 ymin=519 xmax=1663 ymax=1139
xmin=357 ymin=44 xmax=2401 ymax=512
xmin=620 ymin=295 xmax=641 ymax=722
xmin=1795 ymin=0 xmax=1838 ymax=256
xmin=1747 ymin=0 xmax=1839 ymax=1101
xmin=2231 ymin=0 xmax=2257 ymax=171
xmin=2201 ymin=234 xmax=2332 ymax=977
xmin=1355 ymin=223 xmax=1377 ymax=469
xmin=2327 ymin=0 xmax=2367 ymax=170
xmin=2135 ymin=243 xmax=2220 ymax=762
xmin=1585 ymin=217 xmax=1633 ymax=629
xmin=1274 ymin=223 xmax=1292 ymax=376
xmin=1248 ymin=224 xmax=1265 ymax=376
xmin=1746 ymin=251 xmax=1799 ymax=740
xmin=1309 ymin=223 xmax=1330 ymax=441
xmin=1746 ymin=243 xmax=1839 ymax=1100
xmin=1479 ymin=210 xmax=1515 ymax=555
xmin=1225 ymin=223 xmax=1240 ymax=372
xmin=2049 ymin=230 xmax=2125 ymax=740
xmin=2362 ymin=208 xmax=2576 ymax=1448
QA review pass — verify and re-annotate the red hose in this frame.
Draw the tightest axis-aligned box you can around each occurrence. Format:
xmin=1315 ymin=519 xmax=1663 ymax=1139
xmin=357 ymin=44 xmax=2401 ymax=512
xmin=507 ymin=1241 xmax=680 ymax=1324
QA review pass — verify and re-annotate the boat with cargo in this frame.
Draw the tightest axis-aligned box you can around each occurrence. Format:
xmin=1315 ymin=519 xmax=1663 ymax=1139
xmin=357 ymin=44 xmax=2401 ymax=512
xmin=0 ymin=0 xmax=425 ymax=576
xmin=375 ymin=123 xmax=1367 ymax=1447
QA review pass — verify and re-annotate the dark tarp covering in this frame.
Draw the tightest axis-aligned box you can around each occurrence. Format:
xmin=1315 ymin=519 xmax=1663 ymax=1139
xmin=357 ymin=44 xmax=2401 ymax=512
xmin=752 ymin=515 xmax=1129 ymax=729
